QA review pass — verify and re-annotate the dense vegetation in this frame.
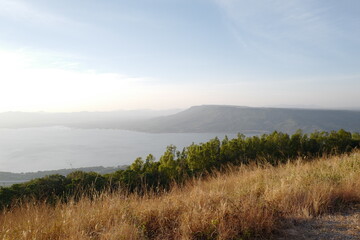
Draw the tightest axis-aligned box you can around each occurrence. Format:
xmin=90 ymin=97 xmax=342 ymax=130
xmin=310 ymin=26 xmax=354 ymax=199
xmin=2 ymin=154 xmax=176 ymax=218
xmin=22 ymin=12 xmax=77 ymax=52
xmin=1 ymin=129 xmax=359 ymax=209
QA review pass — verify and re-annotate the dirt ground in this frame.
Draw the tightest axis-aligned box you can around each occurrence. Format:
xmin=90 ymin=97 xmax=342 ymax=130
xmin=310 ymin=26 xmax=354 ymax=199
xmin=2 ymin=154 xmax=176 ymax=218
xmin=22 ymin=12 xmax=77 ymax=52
xmin=277 ymin=205 xmax=360 ymax=240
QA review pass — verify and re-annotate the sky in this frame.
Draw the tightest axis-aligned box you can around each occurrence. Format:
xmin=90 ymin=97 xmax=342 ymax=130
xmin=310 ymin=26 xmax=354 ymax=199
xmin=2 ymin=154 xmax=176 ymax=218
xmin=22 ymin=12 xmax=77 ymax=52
xmin=0 ymin=0 xmax=359 ymax=112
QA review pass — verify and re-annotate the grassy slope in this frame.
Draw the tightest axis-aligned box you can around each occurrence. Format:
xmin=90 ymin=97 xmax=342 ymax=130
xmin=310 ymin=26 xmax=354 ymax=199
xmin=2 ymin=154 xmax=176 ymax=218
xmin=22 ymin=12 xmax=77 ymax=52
xmin=1 ymin=151 xmax=360 ymax=239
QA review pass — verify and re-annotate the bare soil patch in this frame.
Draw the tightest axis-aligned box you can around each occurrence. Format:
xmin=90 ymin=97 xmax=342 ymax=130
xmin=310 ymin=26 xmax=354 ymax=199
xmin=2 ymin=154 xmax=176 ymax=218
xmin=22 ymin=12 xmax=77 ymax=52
xmin=277 ymin=205 xmax=360 ymax=240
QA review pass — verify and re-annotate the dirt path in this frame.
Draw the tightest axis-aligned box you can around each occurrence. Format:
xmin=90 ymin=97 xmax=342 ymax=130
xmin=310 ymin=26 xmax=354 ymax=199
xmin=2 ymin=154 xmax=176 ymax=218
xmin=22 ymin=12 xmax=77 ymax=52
xmin=277 ymin=206 xmax=360 ymax=240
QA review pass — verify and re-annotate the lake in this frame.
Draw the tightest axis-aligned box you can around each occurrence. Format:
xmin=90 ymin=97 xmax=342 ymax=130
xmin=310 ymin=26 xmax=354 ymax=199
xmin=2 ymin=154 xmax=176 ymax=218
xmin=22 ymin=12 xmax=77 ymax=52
xmin=0 ymin=127 xmax=240 ymax=173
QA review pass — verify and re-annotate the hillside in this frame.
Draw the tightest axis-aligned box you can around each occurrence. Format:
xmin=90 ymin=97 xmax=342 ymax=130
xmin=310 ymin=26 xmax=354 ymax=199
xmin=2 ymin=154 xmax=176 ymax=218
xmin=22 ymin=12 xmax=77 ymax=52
xmin=127 ymin=105 xmax=360 ymax=133
xmin=1 ymin=106 xmax=359 ymax=134
xmin=0 ymin=109 xmax=181 ymax=129
xmin=1 ymin=151 xmax=359 ymax=239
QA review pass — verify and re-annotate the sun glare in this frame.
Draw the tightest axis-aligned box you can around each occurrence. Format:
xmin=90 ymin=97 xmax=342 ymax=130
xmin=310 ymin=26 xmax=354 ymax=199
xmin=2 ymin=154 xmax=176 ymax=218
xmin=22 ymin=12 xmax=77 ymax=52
xmin=0 ymin=50 xmax=155 ymax=112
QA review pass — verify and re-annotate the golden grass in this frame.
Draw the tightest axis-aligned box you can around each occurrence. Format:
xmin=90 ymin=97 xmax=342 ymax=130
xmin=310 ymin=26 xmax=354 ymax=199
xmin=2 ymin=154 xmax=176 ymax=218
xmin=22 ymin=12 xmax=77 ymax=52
xmin=1 ymin=151 xmax=360 ymax=239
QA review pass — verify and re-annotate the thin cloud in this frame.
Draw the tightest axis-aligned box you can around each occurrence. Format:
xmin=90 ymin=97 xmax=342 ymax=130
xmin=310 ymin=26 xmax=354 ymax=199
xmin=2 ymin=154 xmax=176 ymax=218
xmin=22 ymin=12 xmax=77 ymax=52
xmin=0 ymin=0 xmax=80 ymax=26
xmin=213 ymin=0 xmax=337 ymax=53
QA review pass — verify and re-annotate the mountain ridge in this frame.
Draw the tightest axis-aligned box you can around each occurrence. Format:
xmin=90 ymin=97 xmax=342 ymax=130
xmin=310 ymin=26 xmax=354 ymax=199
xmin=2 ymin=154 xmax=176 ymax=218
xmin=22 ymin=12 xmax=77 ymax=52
xmin=0 ymin=105 xmax=359 ymax=133
xmin=126 ymin=105 xmax=360 ymax=133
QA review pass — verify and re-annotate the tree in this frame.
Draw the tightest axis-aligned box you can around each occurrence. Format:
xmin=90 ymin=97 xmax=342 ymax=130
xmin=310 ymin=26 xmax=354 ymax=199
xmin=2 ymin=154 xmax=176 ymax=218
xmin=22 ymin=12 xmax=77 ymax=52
xmin=159 ymin=145 xmax=179 ymax=180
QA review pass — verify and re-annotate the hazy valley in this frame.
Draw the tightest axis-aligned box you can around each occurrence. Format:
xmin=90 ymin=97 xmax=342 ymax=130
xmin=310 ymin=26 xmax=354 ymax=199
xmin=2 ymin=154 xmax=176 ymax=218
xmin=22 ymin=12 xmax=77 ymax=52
xmin=1 ymin=105 xmax=359 ymax=176
xmin=2 ymin=105 xmax=359 ymax=133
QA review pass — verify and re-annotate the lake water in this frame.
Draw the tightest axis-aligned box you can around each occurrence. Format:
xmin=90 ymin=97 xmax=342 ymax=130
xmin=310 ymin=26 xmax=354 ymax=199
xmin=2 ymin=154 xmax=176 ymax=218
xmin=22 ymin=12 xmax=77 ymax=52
xmin=0 ymin=127 xmax=239 ymax=173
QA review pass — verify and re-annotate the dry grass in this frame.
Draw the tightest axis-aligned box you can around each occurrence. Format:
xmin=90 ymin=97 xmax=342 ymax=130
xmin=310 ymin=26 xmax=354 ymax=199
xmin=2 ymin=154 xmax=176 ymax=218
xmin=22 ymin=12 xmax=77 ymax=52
xmin=1 ymin=151 xmax=360 ymax=239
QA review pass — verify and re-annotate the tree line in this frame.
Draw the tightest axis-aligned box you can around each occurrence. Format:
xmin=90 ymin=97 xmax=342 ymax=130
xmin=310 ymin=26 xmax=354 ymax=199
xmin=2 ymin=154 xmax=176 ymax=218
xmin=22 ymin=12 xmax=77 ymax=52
xmin=1 ymin=129 xmax=359 ymax=209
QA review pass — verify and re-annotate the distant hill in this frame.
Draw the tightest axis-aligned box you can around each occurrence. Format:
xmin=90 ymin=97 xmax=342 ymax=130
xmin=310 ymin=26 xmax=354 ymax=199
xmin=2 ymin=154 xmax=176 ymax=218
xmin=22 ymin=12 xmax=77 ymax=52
xmin=126 ymin=105 xmax=360 ymax=133
xmin=0 ymin=109 xmax=181 ymax=129
xmin=1 ymin=106 xmax=359 ymax=134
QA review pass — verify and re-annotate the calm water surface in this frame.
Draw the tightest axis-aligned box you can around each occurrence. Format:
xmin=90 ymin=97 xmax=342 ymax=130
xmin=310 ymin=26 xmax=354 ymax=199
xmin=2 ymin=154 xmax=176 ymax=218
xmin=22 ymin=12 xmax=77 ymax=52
xmin=0 ymin=127 xmax=240 ymax=173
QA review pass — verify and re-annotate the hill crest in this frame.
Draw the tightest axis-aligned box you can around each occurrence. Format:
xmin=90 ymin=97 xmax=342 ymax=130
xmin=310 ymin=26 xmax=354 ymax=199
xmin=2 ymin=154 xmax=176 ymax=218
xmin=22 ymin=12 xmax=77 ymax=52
xmin=127 ymin=105 xmax=360 ymax=133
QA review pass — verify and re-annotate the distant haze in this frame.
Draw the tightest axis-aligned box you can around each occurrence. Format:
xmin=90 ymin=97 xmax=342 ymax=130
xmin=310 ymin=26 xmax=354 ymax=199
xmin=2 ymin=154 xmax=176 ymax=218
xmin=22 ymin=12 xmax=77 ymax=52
xmin=0 ymin=105 xmax=359 ymax=133
xmin=0 ymin=109 xmax=182 ymax=128
xmin=0 ymin=105 xmax=359 ymax=173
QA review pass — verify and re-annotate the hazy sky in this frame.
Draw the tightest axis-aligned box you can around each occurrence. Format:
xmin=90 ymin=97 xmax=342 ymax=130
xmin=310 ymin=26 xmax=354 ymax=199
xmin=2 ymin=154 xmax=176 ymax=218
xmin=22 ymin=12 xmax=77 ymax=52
xmin=0 ymin=0 xmax=359 ymax=112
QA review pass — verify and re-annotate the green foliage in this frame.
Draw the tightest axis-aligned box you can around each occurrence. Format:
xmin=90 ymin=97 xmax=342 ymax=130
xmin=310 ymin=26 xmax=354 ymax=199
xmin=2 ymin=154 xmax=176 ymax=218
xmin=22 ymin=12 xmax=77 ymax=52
xmin=159 ymin=145 xmax=179 ymax=179
xmin=186 ymin=137 xmax=221 ymax=172
xmin=1 ymin=129 xmax=359 ymax=209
